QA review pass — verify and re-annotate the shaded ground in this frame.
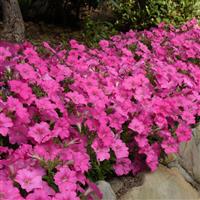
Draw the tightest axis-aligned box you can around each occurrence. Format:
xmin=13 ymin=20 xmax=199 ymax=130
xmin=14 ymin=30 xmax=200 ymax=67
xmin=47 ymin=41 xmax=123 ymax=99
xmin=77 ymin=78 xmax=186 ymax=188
xmin=25 ymin=21 xmax=85 ymax=47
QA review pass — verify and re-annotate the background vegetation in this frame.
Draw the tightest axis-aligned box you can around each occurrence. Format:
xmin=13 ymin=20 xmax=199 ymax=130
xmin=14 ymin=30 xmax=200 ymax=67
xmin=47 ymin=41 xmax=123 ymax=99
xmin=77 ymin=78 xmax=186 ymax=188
xmin=1 ymin=0 xmax=200 ymax=44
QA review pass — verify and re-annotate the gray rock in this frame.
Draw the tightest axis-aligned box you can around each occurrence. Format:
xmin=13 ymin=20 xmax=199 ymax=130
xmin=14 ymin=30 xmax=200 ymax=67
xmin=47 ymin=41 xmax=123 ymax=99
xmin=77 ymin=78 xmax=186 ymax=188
xmin=178 ymin=124 xmax=200 ymax=184
xmin=94 ymin=180 xmax=116 ymax=200
xmin=109 ymin=178 xmax=124 ymax=194
xmin=120 ymin=165 xmax=199 ymax=200
xmin=168 ymin=160 xmax=200 ymax=191
xmin=109 ymin=174 xmax=144 ymax=198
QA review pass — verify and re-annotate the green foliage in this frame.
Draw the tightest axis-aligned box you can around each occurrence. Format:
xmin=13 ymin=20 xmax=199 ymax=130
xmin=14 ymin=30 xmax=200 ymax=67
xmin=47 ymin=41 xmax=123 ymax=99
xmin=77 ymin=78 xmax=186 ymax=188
xmin=188 ymin=58 xmax=200 ymax=67
xmin=80 ymin=124 xmax=115 ymax=182
xmin=14 ymin=181 xmax=28 ymax=197
xmin=86 ymin=146 xmax=116 ymax=182
xmin=31 ymin=84 xmax=47 ymax=98
xmin=110 ymin=0 xmax=200 ymax=30
xmin=81 ymin=17 xmax=118 ymax=47
xmin=40 ymin=159 xmax=60 ymax=192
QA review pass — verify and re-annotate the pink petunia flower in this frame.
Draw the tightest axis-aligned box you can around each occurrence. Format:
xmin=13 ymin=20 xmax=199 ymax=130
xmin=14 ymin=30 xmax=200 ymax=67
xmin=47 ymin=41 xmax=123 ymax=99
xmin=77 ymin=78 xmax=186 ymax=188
xmin=28 ymin=122 xmax=52 ymax=144
xmin=9 ymin=80 xmax=34 ymax=101
xmin=6 ymin=96 xmax=30 ymax=123
xmin=0 ymin=113 xmax=13 ymax=136
xmin=161 ymin=137 xmax=178 ymax=154
xmin=111 ymin=139 xmax=129 ymax=159
xmin=15 ymin=168 xmax=44 ymax=192
xmin=52 ymin=118 xmax=70 ymax=139
xmin=54 ymin=167 xmax=77 ymax=192
xmin=26 ymin=188 xmax=52 ymax=200
xmin=99 ymin=40 xmax=109 ymax=48
xmin=129 ymin=118 xmax=145 ymax=133
xmin=26 ymin=191 xmax=47 ymax=200
xmin=0 ymin=180 xmax=22 ymax=200
xmin=0 ymin=47 xmax=11 ymax=61
xmin=92 ymin=139 xmax=110 ymax=161
xmin=114 ymin=158 xmax=131 ymax=176
xmin=176 ymin=123 xmax=191 ymax=142
xmin=53 ymin=191 xmax=79 ymax=200
xmin=15 ymin=63 xmax=37 ymax=80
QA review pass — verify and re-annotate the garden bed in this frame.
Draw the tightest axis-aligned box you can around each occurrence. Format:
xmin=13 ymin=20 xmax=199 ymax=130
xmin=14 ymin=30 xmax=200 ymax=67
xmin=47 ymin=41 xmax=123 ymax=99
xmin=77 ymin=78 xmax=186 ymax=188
xmin=0 ymin=19 xmax=200 ymax=199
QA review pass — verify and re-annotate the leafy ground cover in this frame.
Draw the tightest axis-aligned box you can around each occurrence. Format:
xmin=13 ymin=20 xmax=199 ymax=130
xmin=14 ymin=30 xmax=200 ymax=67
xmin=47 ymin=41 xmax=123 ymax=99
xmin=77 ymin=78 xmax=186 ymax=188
xmin=0 ymin=19 xmax=200 ymax=199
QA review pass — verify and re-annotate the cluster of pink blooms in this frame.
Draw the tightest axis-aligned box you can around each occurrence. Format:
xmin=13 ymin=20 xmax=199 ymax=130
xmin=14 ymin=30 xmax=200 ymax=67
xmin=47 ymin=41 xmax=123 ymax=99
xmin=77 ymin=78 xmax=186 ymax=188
xmin=0 ymin=19 xmax=200 ymax=199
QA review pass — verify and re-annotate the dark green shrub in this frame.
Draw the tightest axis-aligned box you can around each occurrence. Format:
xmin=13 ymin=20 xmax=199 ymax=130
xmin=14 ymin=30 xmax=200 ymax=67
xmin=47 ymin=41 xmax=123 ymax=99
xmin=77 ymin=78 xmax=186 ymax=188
xmin=81 ymin=17 xmax=118 ymax=47
xmin=110 ymin=0 xmax=200 ymax=30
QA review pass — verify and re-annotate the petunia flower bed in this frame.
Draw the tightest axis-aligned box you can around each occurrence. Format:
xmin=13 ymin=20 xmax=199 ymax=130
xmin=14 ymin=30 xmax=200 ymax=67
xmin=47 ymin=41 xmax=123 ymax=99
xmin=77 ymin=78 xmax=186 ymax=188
xmin=1 ymin=19 xmax=200 ymax=199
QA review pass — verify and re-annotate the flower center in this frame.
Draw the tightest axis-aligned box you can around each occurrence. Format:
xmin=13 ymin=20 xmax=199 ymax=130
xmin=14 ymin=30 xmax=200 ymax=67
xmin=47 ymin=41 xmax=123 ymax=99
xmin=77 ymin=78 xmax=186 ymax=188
xmin=24 ymin=177 xmax=31 ymax=185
